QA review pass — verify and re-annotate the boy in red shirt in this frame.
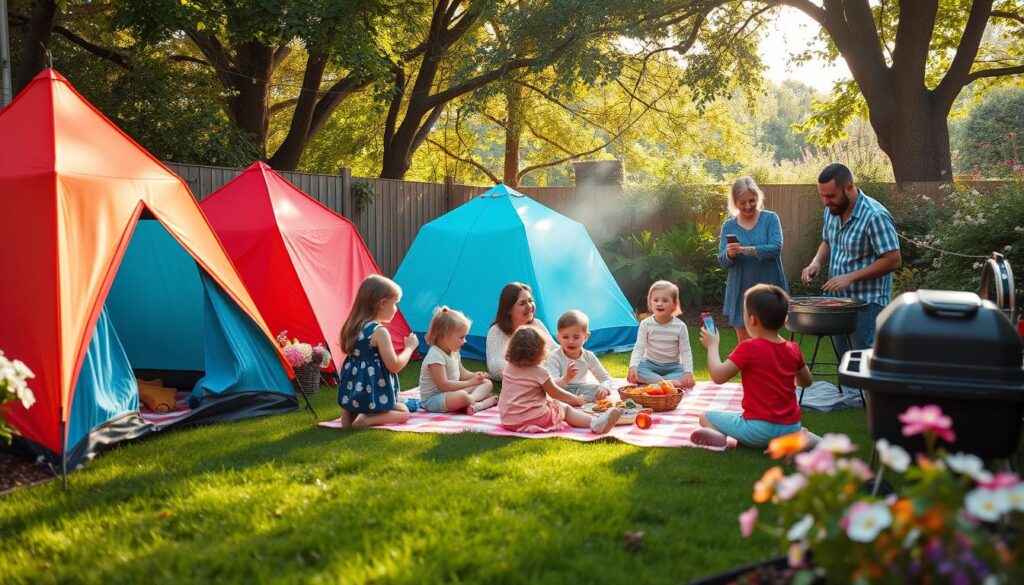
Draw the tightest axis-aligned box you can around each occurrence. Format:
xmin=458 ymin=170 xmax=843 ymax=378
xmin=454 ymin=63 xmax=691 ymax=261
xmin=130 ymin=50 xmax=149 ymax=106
xmin=691 ymin=284 xmax=814 ymax=448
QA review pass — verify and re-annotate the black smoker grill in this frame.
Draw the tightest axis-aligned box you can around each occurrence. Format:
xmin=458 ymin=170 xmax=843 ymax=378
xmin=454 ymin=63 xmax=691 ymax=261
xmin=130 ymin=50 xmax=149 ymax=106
xmin=839 ymin=289 xmax=1024 ymax=458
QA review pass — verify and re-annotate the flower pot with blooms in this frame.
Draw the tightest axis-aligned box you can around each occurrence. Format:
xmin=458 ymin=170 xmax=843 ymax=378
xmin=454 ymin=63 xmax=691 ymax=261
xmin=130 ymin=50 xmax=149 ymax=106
xmin=276 ymin=331 xmax=332 ymax=395
xmin=1 ymin=350 xmax=37 ymax=444
xmin=737 ymin=405 xmax=1024 ymax=584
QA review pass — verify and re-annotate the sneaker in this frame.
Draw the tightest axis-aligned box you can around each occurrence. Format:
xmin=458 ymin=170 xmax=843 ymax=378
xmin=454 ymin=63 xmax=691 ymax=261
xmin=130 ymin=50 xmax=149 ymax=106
xmin=466 ymin=395 xmax=498 ymax=415
xmin=590 ymin=407 xmax=622 ymax=434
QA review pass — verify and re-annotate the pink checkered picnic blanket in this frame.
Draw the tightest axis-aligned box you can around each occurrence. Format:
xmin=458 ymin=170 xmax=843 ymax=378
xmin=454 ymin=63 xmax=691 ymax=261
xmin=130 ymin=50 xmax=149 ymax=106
xmin=319 ymin=381 xmax=744 ymax=450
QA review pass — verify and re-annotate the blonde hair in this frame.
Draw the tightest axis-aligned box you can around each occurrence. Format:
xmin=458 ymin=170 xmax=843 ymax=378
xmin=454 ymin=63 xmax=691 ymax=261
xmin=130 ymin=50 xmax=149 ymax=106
xmin=728 ymin=176 xmax=765 ymax=217
xmin=339 ymin=275 xmax=401 ymax=354
xmin=505 ymin=327 xmax=548 ymax=367
xmin=557 ymin=310 xmax=589 ymax=333
xmin=648 ymin=280 xmax=682 ymax=315
xmin=425 ymin=306 xmax=471 ymax=347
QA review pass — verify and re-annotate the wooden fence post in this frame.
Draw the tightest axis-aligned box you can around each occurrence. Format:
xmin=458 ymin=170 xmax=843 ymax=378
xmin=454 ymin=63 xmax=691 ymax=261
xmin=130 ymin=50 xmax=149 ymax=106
xmin=340 ymin=167 xmax=353 ymax=219
xmin=444 ymin=175 xmax=455 ymax=212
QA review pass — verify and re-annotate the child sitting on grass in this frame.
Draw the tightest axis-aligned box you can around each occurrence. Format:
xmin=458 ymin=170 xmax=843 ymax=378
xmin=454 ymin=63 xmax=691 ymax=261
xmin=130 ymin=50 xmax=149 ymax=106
xmin=418 ymin=306 xmax=497 ymax=414
xmin=498 ymin=327 xmax=621 ymax=434
xmin=628 ymin=280 xmax=696 ymax=388
xmin=545 ymin=310 xmax=613 ymax=403
xmin=691 ymin=284 xmax=813 ymax=449
xmin=337 ymin=275 xmax=419 ymax=428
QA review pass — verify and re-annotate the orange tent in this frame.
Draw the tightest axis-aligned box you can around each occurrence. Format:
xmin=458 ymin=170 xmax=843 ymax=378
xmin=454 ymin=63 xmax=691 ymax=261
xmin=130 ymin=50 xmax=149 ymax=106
xmin=0 ymin=70 xmax=297 ymax=469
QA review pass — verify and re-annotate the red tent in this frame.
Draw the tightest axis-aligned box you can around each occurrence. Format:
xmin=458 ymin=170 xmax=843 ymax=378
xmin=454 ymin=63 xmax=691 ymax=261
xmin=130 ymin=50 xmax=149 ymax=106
xmin=200 ymin=162 xmax=412 ymax=371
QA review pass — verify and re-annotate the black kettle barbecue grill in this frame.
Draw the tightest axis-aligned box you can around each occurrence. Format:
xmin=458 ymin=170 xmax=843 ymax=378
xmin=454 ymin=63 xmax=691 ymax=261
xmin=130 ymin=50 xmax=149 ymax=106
xmin=786 ymin=296 xmax=867 ymax=403
xmin=839 ymin=289 xmax=1024 ymax=458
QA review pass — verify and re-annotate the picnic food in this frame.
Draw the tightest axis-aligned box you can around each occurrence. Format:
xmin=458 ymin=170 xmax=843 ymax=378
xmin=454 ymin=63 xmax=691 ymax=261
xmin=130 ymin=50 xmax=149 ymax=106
xmin=621 ymin=380 xmax=678 ymax=397
xmin=591 ymin=398 xmax=637 ymax=413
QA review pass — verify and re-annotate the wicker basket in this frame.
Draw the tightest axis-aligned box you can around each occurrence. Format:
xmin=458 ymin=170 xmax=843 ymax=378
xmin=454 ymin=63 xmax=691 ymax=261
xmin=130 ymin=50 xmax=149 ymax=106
xmin=293 ymin=363 xmax=321 ymax=395
xmin=618 ymin=386 xmax=685 ymax=412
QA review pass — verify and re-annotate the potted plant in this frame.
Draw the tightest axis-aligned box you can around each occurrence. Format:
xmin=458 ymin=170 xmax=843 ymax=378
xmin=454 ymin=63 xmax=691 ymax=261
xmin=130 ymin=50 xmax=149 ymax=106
xmin=726 ymin=405 xmax=1024 ymax=584
xmin=276 ymin=331 xmax=331 ymax=395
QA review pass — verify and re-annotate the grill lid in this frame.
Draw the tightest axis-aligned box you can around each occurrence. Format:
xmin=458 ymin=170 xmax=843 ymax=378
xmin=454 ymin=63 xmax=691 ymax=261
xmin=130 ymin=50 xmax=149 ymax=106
xmin=869 ymin=290 xmax=1023 ymax=384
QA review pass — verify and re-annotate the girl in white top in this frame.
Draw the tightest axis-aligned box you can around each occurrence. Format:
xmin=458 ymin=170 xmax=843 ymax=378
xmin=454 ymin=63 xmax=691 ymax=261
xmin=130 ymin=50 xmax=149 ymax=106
xmin=418 ymin=307 xmax=497 ymax=414
xmin=545 ymin=310 xmax=613 ymax=403
xmin=627 ymin=280 xmax=696 ymax=388
xmin=485 ymin=282 xmax=557 ymax=379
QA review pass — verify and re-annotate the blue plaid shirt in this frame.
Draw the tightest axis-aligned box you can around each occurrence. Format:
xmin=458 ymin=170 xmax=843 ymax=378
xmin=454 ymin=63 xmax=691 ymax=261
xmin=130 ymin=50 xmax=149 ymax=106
xmin=822 ymin=190 xmax=900 ymax=306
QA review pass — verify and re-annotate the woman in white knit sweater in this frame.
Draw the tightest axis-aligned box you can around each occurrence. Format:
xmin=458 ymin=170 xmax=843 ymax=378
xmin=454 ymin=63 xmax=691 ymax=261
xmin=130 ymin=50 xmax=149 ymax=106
xmin=486 ymin=283 xmax=556 ymax=379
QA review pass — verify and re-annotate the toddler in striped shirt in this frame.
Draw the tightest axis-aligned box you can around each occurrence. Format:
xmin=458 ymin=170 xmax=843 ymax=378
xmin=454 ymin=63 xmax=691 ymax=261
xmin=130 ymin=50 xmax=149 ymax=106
xmin=627 ymin=280 xmax=696 ymax=388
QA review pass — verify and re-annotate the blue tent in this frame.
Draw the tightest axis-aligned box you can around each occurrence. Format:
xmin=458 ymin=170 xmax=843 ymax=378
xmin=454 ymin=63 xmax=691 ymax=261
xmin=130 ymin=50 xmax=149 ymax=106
xmin=394 ymin=184 xmax=638 ymax=359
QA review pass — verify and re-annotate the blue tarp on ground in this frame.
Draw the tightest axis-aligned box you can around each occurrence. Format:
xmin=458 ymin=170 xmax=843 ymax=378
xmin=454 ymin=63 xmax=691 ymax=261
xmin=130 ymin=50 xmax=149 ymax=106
xmin=394 ymin=184 xmax=638 ymax=359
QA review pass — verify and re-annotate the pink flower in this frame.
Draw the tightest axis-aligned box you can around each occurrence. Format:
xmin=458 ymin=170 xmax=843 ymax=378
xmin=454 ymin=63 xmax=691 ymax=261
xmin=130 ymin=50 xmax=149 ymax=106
xmin=898 ymin=405 xmax=956 ymax=443
xmin=796 ymin=449 xmax=836 ymax=475
xmin=979 ymin=471 xmax=1020 ymax=491
xmin=739 ymin=506 xmax=758 ymax=538
xmin=775 ymin=474 xmax=808 ymax=501
xmin=836 ymin=457 xmax=874 ymax=481
xmin=282 ymin=345 xmax=307 ymax=368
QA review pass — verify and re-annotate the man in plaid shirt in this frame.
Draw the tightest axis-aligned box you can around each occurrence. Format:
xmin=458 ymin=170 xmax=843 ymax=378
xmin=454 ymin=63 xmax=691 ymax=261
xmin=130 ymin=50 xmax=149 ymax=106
xmin=801 ymin=163 xmax=902 ymax=354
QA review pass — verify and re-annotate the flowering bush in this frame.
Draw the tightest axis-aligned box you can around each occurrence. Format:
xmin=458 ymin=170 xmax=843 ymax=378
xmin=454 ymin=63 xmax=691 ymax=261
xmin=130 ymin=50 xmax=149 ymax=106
xmin=276 ymin=331 xmax=331 ymax=369
xmin=740 ymin=405 xmax=1024 ymax=584
xmin=1 ymin=350 xmax=37 ymax=444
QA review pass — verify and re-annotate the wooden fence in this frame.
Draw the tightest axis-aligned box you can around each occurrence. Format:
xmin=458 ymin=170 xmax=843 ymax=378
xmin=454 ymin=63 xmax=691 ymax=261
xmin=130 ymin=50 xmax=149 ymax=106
xmin=165 ymin=162 xmax=1005 ymax=279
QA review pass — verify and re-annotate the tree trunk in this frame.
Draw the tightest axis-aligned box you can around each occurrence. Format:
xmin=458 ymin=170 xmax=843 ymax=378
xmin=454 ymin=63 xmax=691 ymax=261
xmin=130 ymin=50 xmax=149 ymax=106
xmin=14 ymin=0 xmax=57 ymax=93
xmin=225 ymin=41 xmax=274 ymax=159
xmin=267 ymin=52 xmax=327 ymax=171
xmin=873 ymin=100 xmax=953 ymax=184
xmin=502 ymin=84 xmax=524 ymax=186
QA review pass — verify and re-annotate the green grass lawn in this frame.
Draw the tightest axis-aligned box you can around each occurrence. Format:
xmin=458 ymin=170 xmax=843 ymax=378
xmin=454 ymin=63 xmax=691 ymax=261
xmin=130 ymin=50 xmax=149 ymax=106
xmin=0 ymin=329 xmax=869 ymax=584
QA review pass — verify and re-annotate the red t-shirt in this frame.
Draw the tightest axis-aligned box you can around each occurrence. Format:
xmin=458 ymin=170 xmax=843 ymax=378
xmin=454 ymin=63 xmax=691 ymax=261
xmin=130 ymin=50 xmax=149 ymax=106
xmin=727 ymin=338 xmax=804 ymax=425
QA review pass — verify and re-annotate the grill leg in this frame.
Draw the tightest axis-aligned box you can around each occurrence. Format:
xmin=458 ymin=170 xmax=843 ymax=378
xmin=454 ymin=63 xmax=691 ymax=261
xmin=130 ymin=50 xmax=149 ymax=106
xmin=828 ymin=335 xmax=844 ymax=394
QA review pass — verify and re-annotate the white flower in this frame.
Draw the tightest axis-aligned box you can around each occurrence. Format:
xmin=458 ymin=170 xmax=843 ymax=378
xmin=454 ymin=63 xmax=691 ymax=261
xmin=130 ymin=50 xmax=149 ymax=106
xmin=380 ymin=395 xmax=389 ymax=404
xmin=1008 ymin=484 xmax=1024 ymax=512
xmin=775 ymin=474 xmax=808 ymax=501
xmin=353 ymin=400 xmax=359 ymax=408
xmin=369 ymin=402 xmax=376 ymax=410
xmin=346 ymin=381 xmax=353 ymax=390
xmin=815 ymin=433 xmax=856 ymax=455
xmin=876 ymin=439 xmax=910 ymax=473
xmin=787 ymin=514 xmax=814 ymax=541
xmin=353 ymin=349 xmax=360 ymax=357
xmin=845 ymin=503 xmax=892 ymax=543
xmin=973 ymin=262 xmax=983 ymax=270
xmin=355 ymin=382 xmax=363 ymax=392
xmin=946 ymin=452 xmax=991 ymax=482
xmin=1005 ymin=245 xmax=1013 ymax=252
xmin=341 ymin=395 xmax=349 ymax=404
xmin=965 ymin=488 xmax=1011 ymax=521
xmin=367 ymin=366 xmax=375 ymax=376
xmin=378 ymin=379 xmax=386 ymax=387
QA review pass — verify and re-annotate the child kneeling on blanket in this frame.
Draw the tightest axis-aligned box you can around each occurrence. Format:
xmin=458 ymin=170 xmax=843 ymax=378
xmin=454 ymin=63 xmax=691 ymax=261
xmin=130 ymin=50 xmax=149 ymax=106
xmin=498 ymin=327 xmax=621 ymax=434
xmin=691 ymin=284 xmax=814 ymax=449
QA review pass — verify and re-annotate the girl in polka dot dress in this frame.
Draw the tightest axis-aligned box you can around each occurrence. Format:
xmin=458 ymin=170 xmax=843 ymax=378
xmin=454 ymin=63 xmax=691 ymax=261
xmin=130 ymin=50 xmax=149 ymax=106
xmin=337 ymin=275 xmax=419 ymax=428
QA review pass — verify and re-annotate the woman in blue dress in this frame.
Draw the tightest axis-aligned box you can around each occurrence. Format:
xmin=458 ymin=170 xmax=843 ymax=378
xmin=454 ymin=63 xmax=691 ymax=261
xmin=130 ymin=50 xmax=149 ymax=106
xmin=718 ymin=177 xmax=789 ymax=341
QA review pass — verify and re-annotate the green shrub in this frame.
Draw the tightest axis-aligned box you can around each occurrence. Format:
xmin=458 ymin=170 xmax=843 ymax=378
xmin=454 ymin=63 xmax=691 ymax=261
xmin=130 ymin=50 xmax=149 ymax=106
xmin=602 ymin=223 xmax=726 ymax=309
xmin=912 ymin=180 xmax=1024 ymax=296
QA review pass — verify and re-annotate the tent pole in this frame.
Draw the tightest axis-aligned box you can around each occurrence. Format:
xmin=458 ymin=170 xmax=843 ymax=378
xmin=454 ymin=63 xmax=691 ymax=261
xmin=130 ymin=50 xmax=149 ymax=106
xmin=297 ymin=383 xmax=319 ymax=422
xmin=59 ymin=407 xmax=68 ymax=491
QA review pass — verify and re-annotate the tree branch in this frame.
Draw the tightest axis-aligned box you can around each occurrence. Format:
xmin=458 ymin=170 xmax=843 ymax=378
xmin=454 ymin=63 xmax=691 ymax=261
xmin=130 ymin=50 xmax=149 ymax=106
xmin=524 ymin=121 xmax=575 ymax=156
xmin=52 ymin=25 xmax=131 ymax=69
xmin=424 ymin=34 xmax=580 ymax=109
xmin=991 ymin=10 xmax=1024 ymax=26
xmin=169 ymin=54 xmax=210 ymax=66
xmin=426 ymin=137 xmax=500 ymax=183
xmin=270 ymin=98 xmax=299 ymax=115
xmin=935 ymin=0 xmax=996 ymax=110
xmin=967 ymin=64 xmax=1024 ymax=81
